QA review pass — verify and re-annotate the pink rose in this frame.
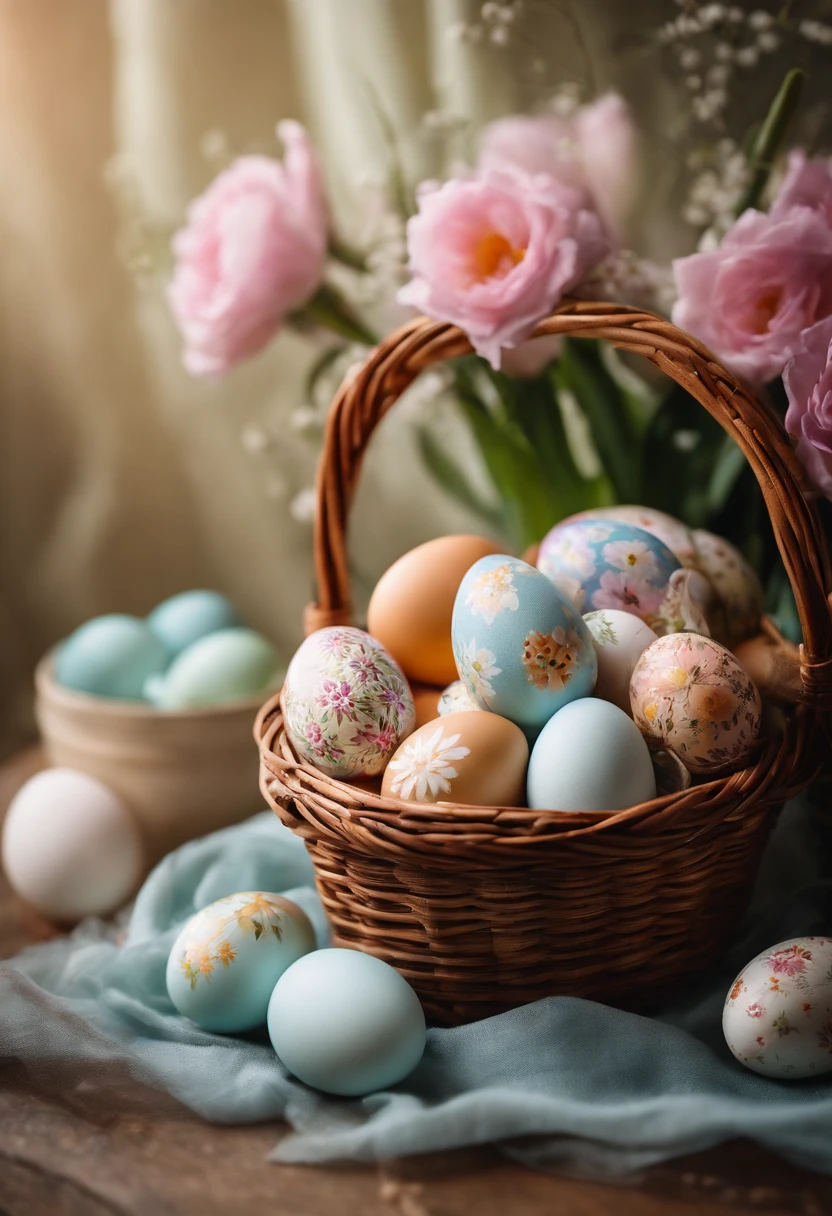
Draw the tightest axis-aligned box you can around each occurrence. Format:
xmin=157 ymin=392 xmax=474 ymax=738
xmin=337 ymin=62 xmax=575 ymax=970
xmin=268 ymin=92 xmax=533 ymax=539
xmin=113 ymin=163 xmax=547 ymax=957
xmin=478 ymin=94 xmax=638 ymax=242
xmin=398 ymin=169 xmax=608 ymax=368
xmin=168 ymin=121 xmax=327 ymax=376
xmin=784 ymin=315 xmax=832 ymax=496
xmin=672 ymin=207 xmax=832 ymax=384
xmin=771 ymin=150 xmax=832 ymax=228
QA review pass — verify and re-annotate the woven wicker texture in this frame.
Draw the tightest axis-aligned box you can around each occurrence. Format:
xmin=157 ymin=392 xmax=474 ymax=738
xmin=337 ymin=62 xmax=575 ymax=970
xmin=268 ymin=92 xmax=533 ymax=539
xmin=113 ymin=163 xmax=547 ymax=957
xmin=257 ymin=301 xmax=832 ymax=1025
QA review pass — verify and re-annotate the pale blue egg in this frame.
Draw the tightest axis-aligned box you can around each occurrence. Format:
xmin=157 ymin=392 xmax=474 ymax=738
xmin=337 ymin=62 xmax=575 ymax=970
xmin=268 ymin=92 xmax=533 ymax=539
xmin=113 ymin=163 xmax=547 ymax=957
xmin=55 ymin=615 xmax=168 ymax=701
xmin=147 ymin=590 xmax=243 ymax=657
xmin=527 ymin=698 xmax=656 ymax=811
xmin=166 ymin=891 xmax=315 ymax=1033
xmin=145 ymin=627 xmax=279 ymax=709
xmin=537 ymin=519 xmax=682 ymax=628
xmin=451 ymin=555 xmax=596 ymax=733
xmin=267 ymin=948 xmax=426 ymax=1096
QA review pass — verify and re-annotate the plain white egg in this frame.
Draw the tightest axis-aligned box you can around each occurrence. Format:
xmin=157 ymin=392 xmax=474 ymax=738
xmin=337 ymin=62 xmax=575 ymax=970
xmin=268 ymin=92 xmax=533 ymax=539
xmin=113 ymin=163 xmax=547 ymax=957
xmin=1 ymin=768 xmax=144 ymax=921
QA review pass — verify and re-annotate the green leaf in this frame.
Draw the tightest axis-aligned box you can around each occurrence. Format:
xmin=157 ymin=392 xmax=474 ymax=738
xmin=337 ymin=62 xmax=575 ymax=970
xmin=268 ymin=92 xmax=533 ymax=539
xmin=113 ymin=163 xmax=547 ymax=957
xmin=706 ymin=435 xmax=747 ymax=516
xmin=737 ymin=67 xmax=806 ymax=214
xmin=553 ymin=338 xmax=642 ymax=502
xmin=416 ymin=425 xmax=504 ymax=531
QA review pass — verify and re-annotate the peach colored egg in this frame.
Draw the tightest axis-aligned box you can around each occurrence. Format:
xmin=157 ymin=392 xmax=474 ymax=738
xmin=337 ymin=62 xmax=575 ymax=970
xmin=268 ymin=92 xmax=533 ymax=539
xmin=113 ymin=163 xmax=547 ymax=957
xmin=381 ymin=710 xmax=528 ymax=807
xmin=367 ymin=535 xmax=505 ymax=687
xmin=630 ymin=632 xmax=761 ymax=774
xmin=692 ymin=529 xmax=764 ymax=646
xmin=411 ymin=684 xmax=443 ymax=729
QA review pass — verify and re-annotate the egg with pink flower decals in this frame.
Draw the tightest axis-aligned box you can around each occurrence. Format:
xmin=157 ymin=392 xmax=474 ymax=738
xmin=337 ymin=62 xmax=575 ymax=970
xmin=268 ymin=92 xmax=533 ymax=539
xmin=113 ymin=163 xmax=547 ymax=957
xmin=537 ymin=519 xmax=683 ymax=631
xmin=723 ymin=937 xmax=832 ymax=1079
xmin=629 ymin=632 xmax=761 ymax=773
xmin=283 ymin=627 xmax=415 ymax=779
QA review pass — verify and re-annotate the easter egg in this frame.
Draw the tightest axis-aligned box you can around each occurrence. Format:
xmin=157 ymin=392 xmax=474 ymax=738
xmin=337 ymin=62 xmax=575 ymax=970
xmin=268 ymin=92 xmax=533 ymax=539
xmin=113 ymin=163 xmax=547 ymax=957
xmin=1 ymin=768 xmax=143 ymax=921
xmin=537 ymin=519 xmax=682 ymax=628
xmin=563 ymin=505 xmax=698 ymax=568
xmin=283 ymin=627 xmax=415 ymax=779
xmin=584 ymin=609 xmax=658 ymax=715
xmin=723 ymin=937 xmax=832 ymax=1079
xmin=438 ymin=680 xmax=481 ymax=716
xmin=147 ymin=590 xmax=243 ymax=656
xmin=367 ymin=535 xmax=504 ymax=686
xmin=411 ymin=685 xmax=443 ymax=729
xmin=166 ymin=891 xmax=315 ymax=1033
xmin=630 ymin=632 xmax=762 ymax=773
xmin=145 ymin=628 xmax=279 ymax=709
xmin=267 ymin=948 xmax=426 ymax=1096
xmin=55 ymin=615 xmax=168 ymax=701
xmin=527 ymin=699 xmax=656 ymax=811
xmin=692 ymin=529 xmax=764 ymax=645
xmin=381 ymin=710 xmax=528 ymax=807
xmin=452 ymin=556 xmax=596 ymax=733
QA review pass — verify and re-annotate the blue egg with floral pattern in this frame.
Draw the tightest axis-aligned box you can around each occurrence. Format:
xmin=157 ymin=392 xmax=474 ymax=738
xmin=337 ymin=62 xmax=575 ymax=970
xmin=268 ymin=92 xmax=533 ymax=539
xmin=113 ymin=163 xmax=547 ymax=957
xmin=451 ymin=555 xmax=597 ymax=733
xmin=537 ymin=519 xmax=682 ymax=630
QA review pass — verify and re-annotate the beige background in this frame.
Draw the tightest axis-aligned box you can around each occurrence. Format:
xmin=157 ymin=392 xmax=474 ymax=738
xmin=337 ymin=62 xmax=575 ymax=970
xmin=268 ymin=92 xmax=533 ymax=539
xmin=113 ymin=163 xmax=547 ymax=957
xmin=1 ymin=0 xmax=829 ymax=755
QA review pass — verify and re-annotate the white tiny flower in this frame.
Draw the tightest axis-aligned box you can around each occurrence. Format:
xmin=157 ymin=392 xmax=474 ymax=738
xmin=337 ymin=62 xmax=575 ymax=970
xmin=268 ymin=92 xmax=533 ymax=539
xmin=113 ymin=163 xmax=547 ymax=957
xmin=699 ymin=3 xmax=725 ymax=26
xmin=490 ymin=24 xmax=510 ymax=45
xmin=290 ymin=488 xmax=317 ymax=524
xmin=679 ymin=47 xmax=701 ymax=69
xmin=672 ymin=430 xmax=701 ymax=452
xmin=686 ymin=74 xmax=702 ymax=91
xmin=481 ymin=1 xmax=501 ymax=20
xmin=707 ymin=63 xmax=731 ymax=85
xmin=715 ymin=41 xmax=734 ymax=60
xmin=241 ymin=425 xmax=270 ymax=453
xmin=727 ymin=7 xmax=744 ymax=22
xmin=735 ymin=45 xmax=759 ymax=67
xmin=757 ymin=29 xmax=780 ymax=51
xmin=748 ymin=10 xmax=773 ymax=29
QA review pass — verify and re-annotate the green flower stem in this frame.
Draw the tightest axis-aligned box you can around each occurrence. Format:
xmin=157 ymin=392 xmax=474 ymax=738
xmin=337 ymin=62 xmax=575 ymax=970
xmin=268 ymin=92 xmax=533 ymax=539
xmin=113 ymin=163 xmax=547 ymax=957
xmin=736 ymin=67 xmax=806 ymax=215
xmin=328 ymin=236 xmax=368 ymax=272
xmin=296 ymin=283 xmax=378 ymax=347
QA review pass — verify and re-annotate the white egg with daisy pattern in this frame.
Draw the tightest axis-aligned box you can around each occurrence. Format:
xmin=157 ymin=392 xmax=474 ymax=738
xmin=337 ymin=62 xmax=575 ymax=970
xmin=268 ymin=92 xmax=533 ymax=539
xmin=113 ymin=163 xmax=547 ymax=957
xmin=381 ymin=710 xmax=528 ymax=807
xmin=451 ymin=555 xmax=596 ymax=734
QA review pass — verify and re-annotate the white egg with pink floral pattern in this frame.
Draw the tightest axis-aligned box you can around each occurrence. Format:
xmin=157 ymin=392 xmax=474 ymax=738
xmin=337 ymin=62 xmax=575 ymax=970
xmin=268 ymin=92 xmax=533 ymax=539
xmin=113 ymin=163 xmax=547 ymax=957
xmin=283 ymin=627 xmax=415 ymax=779
xmin=723 ymin=937 xmax=832 ymax=1079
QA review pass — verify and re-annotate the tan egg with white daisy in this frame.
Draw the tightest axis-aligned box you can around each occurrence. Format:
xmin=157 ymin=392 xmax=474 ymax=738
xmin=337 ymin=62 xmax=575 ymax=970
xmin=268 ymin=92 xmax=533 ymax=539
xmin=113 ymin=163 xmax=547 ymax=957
xmin=381 ymin=711 xmax=528 ymax=807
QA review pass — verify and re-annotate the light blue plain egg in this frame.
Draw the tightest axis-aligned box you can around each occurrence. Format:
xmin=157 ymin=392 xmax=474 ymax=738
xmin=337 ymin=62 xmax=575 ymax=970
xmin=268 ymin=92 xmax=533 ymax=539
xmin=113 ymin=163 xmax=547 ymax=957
xmin=451 ymin=555 xmax=597 ymax=734
xmin=147 ymin=590 xmax=243 ymax=657
xmin=166 ymin=891 xmax=316 ymax=1033
xmin=267 ymin=948 xmax=427 ymax=1096
xmin=54 ymin=614 xmax=169 ymax=701
xmin=527 ymin=698 xmax=656 ymax=811
xmin=144 ymin=627 xmax=279 ymax=710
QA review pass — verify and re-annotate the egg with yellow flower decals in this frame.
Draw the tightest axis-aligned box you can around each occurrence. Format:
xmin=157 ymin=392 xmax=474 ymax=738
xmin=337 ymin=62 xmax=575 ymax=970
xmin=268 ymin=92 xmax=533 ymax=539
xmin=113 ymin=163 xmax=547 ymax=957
xmin=166 ymin=891 xmax=315 ymax=1032
xmin=451 ymin=555 xmax=596 ymax=733
xmin=629 ymin=633 xmax=761 ymax=774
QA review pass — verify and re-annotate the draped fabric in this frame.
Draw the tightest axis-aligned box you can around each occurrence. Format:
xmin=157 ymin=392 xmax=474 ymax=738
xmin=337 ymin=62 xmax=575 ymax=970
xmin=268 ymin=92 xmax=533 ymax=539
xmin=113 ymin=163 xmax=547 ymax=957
xmin=1 ymin=0 xmax=829 ymax=753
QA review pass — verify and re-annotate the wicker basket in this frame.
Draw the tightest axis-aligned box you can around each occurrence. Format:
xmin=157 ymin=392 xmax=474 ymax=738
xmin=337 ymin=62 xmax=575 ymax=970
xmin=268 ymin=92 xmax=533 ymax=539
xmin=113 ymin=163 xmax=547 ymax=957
xmin=256 ymin=301 xmax=832 ymax=1026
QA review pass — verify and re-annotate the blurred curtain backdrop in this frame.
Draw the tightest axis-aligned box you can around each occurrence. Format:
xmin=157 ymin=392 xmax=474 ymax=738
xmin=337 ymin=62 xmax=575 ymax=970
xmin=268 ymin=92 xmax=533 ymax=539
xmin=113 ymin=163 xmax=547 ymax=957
xmin=1 ymin=0 xmax=823 ymax=754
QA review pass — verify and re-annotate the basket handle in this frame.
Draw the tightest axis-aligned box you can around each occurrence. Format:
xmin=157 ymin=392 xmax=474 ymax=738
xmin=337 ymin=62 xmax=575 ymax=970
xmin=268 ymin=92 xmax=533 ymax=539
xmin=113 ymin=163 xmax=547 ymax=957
xmin=306 ymin=301 xmax=832 ymax=708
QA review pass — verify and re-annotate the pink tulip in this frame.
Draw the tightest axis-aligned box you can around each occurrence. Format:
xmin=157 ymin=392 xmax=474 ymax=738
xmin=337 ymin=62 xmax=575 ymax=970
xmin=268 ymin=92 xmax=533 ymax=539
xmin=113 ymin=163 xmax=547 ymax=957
xmin=168 ymin=121 xmax=328 ymax=376
xmin=479 ymin=94 xmax=638 ymax=242
xmin=398 ymin=169 xmax=608 ymax=369
xmin=771 ymin=150 xmax=832 ymax=228
xmin=784 ymin=315 xmax=832 ymax=497
xmin=672 ymin=206 xmax=832 ymax=384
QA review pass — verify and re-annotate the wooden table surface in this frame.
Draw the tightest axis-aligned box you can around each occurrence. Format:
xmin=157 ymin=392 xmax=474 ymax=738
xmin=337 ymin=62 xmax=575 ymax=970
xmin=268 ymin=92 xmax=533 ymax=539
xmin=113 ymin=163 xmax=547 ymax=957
xmin=1 ymin=750 xmax=831 ymax=1216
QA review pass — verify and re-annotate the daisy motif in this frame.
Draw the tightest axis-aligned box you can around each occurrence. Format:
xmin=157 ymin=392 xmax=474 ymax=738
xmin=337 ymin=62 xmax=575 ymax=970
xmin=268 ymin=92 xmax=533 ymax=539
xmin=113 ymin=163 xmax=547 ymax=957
xmin=465 ymin=563 xmax=519 ymax=625
xmin=602 ymin=539 xmax=659 ymax=579
xmin=552 ymin=533 xmax=596 ymax=579
xmin=387 ymin=726 xmax=470 ymax=802
xmin=458 ymin=638 xmax=501 ymax=704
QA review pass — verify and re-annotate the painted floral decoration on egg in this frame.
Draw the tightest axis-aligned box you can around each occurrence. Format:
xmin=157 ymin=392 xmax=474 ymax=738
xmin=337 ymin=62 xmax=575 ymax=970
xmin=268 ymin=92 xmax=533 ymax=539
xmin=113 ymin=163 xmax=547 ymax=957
xmin=563 ymin=505 xmax=698 ymax=568
xmin=283 ymin=627 xmax=415 ymax=779
xmin=723 ymin=937 xmax=832 ymax=1079
xmin=692 ymin=529 xmax=764 ymax=646
xmin=452 ymin=555 xmax=596 ymax=732
xmin=537 ymin=519 xmax=683 ymax=631
xmin=630 ymin=632 xmax=761 ymax=773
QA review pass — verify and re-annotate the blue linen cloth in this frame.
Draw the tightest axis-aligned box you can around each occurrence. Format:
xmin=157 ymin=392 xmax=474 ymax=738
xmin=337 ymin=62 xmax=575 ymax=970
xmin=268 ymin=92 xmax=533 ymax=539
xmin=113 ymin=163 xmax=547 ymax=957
xmin=2 ymin=793 xmax=832 ymax=1177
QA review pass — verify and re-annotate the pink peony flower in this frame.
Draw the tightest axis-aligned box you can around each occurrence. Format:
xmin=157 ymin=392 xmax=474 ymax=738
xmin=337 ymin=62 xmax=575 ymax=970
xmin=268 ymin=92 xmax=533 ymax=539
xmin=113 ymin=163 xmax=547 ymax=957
xmin=478 ymin=94 xmax=638 ymax=242
xmin=398 ymin=169 xmax=608 ymax=368
xmin=168 ymin=121 xmax=327 ymax=376
xmin=672 ymin=207 xmax=832 ymax=384
xmin=771 ymin=150 xmax=832 ymax=228
xmin=784 ymin=315 xmax=832 ymax=496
